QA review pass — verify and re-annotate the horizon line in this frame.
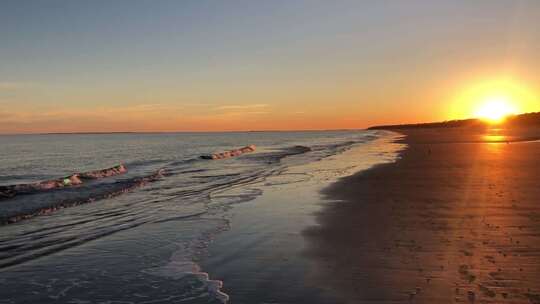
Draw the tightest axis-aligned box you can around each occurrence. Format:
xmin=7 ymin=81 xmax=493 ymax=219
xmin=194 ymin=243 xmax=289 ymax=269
xmin=0 ymin=128 xmax=369 ymax=136
xmin=4 ymin=112 xmax=537 ymax=136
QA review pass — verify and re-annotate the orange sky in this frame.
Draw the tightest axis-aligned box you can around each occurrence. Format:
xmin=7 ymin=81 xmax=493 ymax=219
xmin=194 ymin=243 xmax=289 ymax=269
xmin=1 ymin=1 xmax=539 ymax=133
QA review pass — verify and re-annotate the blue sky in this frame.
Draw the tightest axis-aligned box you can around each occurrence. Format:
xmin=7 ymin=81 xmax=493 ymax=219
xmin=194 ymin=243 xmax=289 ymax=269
xmin=1 ymin=0 xmax=539 ymax=132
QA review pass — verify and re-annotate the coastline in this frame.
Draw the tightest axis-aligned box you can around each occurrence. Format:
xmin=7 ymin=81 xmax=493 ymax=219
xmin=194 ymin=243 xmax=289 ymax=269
xmin=200 ymin=132 xmax=403 ymax=303
xmin=305 ymin=128 xmax=540 ymax=303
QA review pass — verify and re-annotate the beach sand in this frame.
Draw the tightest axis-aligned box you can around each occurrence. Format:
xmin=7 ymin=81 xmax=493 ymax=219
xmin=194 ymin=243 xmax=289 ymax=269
xmin=305 ymin=127 xmax=540 ymax=303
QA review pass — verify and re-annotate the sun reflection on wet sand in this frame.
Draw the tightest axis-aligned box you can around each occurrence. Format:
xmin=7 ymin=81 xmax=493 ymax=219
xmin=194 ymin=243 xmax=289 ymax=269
xmin=482 ymin=127 xmax=508 ymax=143
xmin=482 ymin=129 xmax=509 ymax=155
xmin=483 ymin=134 xmax=507 ymax=142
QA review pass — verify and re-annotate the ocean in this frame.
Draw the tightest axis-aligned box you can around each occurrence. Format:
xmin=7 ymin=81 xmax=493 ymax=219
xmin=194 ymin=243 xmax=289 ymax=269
xmin=0 ymin=130 xmax=403 ymax=303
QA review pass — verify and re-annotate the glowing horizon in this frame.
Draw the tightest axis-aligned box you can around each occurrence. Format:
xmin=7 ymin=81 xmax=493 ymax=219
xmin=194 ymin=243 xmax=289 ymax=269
xmin=448 ymin=77 xmax=538 ymax=123
xmin=1 ymin=1 xmax=540 ymax=134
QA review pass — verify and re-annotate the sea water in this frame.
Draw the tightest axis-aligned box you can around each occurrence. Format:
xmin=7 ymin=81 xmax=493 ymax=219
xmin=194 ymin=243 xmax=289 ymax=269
xmin=0 ymin=130 xmax=403 ymax=303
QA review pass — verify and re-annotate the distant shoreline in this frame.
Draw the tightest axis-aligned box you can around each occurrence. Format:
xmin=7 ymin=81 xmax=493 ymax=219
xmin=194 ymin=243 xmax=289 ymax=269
xmin=369 ymin=111 xmax=540 ymax=130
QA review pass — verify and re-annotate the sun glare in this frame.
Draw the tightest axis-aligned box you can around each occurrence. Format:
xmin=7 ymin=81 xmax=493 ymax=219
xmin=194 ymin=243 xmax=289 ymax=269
xmin=449 ymin=78 xmax=537 ymax=122
xmin=474 ymin=97 xmax=518 ymax=123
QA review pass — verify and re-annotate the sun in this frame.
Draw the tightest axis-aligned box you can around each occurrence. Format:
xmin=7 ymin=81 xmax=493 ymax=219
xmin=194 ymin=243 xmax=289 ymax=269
xmin=473 ymin=96 xmax=518 ymax=123
xmin=448 ymin=77 xmax=537 ymax=123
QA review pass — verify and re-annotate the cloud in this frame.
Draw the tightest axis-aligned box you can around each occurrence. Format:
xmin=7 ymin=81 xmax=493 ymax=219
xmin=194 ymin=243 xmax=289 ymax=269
xmin=0 ymin=82 xmax=29 ymax=90
xmin=214 ymin=104 xmax=269 ymax=110
xmin=179 ymin=102 xmax=213 ymax=107
xmin=0 ymin=103 xmax=274 ymax=133
xmin=131 ymin=103 xmax=166 ymax=110
xmin=93 ymin=103 xmax=185 ymax=115
xmin=0 ymin=104 xmax=183 ymax=126
xmin=217 ymin=111 xmax=269 ymax=117
xmin=0 ymin=111 xmax=11 ymax=119
xmin=0 ymin=106 xmax=172 ymax=134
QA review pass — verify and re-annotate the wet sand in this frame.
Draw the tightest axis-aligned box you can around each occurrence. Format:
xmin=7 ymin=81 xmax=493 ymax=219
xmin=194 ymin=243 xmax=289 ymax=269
xmin=305 ymin=127 xmax=540 ymax=303
xmin=201 ymin=183 xmax=340 ymax=304
xmin=200 ymin=133 xmax=403 ymax=304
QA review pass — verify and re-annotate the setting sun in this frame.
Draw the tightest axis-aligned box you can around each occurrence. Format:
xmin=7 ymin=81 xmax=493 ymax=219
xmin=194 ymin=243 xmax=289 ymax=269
xmin=449 ymin=77 xmax=537 ymax=122
xmin=474 ymin=97 xmax=518 ymax=123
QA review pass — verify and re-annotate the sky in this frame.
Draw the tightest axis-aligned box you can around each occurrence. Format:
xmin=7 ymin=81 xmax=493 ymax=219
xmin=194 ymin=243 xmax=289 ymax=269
xmin=1 ymin=0 xmax=539 ymax=133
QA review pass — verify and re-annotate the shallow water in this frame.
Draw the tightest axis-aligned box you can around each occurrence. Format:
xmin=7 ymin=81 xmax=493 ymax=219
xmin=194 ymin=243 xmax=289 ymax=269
xmin=202 ymin=133 xmax=406 ymax=304
xmin=0 ymin=130 xmax=402 ymax=303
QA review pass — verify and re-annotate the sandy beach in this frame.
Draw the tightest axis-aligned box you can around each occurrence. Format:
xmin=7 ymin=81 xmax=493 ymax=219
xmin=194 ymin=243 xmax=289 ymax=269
xmin=305 ymin=127 xmax=540 ymax=303
xmin=4 ymin=2 xmax=540 ymax=303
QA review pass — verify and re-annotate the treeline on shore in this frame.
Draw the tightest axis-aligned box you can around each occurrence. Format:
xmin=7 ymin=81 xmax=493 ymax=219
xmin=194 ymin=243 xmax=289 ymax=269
xmin=368 ymin=112 xmax=540 ymax=130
